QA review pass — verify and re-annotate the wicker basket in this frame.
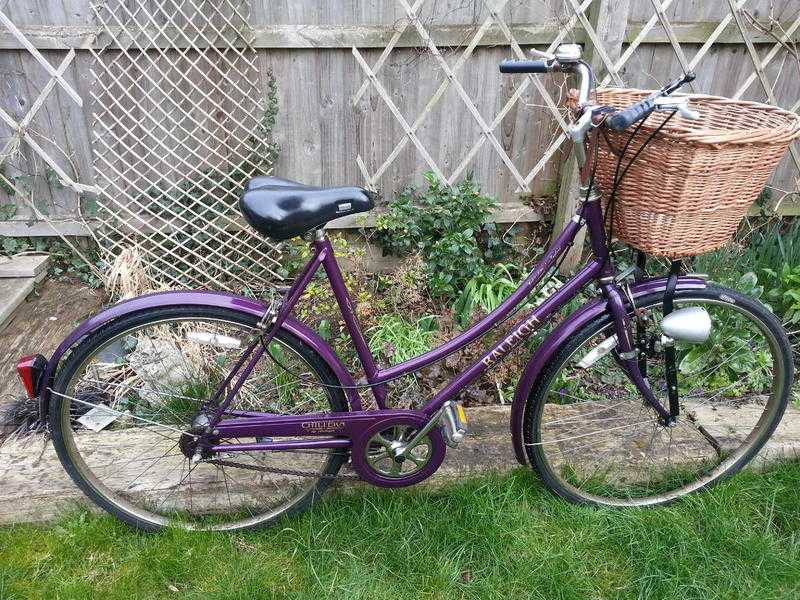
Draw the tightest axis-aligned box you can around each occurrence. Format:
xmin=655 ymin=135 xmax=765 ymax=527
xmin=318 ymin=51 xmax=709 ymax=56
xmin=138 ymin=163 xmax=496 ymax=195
xmin=593 ymin=88 xmax=800 ymax=258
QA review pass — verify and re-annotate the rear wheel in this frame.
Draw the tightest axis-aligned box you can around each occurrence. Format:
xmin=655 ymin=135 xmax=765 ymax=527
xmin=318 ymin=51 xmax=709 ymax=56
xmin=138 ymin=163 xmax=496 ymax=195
xmin=523 ymin=286 xmax=792 ymax=507
xmin=50 ymin=305 xmax=348 ymax=531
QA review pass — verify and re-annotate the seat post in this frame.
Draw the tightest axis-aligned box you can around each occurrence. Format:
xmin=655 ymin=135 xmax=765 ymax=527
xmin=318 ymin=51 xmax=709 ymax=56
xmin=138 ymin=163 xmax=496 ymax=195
xmin=304 ymin=228 xmax=326 ymax=244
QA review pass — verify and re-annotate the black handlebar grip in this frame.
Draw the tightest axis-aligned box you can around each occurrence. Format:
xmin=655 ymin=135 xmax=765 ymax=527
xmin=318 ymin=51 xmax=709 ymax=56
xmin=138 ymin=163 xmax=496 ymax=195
xmin=499 ymin=59 xmax=549 ymax=74
xmin=607 ymin=96 xmax=657 ymax=131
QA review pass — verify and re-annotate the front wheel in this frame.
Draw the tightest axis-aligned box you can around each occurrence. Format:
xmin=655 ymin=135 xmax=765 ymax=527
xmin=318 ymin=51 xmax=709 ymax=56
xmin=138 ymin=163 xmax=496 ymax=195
xmin=523 ymin=285 xmax=793 ymax=507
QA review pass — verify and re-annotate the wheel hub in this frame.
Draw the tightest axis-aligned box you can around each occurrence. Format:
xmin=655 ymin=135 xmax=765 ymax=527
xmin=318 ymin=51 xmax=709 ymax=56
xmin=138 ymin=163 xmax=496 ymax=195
xmin=179 ymin=427 xmax=214 ymax=460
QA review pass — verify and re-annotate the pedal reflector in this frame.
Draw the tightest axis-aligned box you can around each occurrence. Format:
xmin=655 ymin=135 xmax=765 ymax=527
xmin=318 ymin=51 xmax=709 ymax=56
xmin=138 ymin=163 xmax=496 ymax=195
xmin=455 ymin=403 xmax=467 ymax=426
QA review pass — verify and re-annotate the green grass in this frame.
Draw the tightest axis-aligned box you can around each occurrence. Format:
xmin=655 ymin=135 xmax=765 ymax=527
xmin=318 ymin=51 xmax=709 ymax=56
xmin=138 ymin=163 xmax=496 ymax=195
xmin=367 ymin=314 xmax=438 ymax=364
xmin=3 ymin=466 xmax=800 ymax=599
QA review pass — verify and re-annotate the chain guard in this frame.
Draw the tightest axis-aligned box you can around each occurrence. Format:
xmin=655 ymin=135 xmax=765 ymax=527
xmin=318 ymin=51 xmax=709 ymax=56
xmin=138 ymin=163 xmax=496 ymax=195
xmin=198 ymin=415 xmax=447 ymax=486
xmin=350 ymin=416 xmax=446 ymax=487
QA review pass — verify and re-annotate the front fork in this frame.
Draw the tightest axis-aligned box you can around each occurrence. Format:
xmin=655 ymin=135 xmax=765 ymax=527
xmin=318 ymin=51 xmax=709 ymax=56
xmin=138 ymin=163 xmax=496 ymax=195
xmin=575 ymin=117 xmax=675 ymax=425
xmin=603 ymin=280 xmax=674 ymax=424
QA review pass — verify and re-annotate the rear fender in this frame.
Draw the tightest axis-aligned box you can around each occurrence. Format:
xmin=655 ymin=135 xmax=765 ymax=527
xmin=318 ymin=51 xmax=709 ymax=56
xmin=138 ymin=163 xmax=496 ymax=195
xmin=39 ymin=290 xmax=362 ymax=423
xmin=510 ymin=277 xmax=708 ymax=465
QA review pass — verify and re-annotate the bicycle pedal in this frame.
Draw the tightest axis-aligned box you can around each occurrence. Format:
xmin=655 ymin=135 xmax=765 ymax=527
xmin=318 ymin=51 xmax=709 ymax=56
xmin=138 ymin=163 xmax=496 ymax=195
xmin=441 ymin=401 xmax=468 ymax=448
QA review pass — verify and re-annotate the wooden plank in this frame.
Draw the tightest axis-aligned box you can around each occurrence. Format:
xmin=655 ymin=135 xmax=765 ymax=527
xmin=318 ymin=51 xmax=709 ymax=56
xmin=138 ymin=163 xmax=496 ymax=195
xmin=0 ymin=218 xmax=94 ymax=236
xmin=0 ymin=49 xmax=58 ymax=219
xmin=0 ymin=254 xmax=49 ymax=278
xmin=0 ymin=12 xmax=83 ymax=105
xmin=0 ymin=277 xmax=36 ymax=332
xmin=3 ymin=22 xmax=800 ymax=51
xmin=6 ymin=199 xmax=800 ymax=237
xmin=750 ymin=202 xmax=800 ymax=216
xmin=0 ymin=201 xmax=544 ymax=237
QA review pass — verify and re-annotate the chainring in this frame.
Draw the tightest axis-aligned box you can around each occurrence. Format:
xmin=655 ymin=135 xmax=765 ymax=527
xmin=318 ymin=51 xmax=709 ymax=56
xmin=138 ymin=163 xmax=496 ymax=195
xmin=351 ymin=417 xmax=446 ymax=487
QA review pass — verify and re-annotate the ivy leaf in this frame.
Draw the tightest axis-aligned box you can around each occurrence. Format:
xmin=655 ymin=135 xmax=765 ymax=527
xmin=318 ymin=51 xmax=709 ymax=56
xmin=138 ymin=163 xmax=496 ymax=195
xmin=45 ymin=167 xmax=65 ymax=190
xmin=80 ymin=193 xmax=99 ymax=217
xmin=0 ymin=203 xmax=16 ymax=220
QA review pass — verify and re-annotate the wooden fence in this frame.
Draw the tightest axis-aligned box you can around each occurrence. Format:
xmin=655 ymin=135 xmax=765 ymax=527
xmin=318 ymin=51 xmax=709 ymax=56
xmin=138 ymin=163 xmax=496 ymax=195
xmin=1 ymin=1 xmax=799 ymax=242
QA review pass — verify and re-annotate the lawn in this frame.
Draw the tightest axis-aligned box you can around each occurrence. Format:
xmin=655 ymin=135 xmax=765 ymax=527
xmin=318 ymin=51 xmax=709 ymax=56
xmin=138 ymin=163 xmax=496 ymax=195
xmin=1 ymin=465 xmax=800 ymax=600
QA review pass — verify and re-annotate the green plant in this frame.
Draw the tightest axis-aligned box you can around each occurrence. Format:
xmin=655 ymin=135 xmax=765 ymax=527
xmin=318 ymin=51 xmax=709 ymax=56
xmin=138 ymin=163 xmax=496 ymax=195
xmin=763 ymin=264 xmax=800 ymax=325
xmin=266 ymin=341 xmax=298 ymax=408
xmin=453 ymin=263 xmax=518 ymax=326
xmin=374 ymin=172 xmax=509 ymax=299
xmin=0 ymin=202 xmax=16 ymax=219
xmin=425 ymin=231 xmax=487 ymax=298
xmin=367 ymin=314 xmax=438 ymax=364
xmin=695 ymin=219 xmax=800 ymax=287
xmin=0 ymin=236 xmax=105 ymax=288
xmin=678 ymin=273 xmax=772 ymax=395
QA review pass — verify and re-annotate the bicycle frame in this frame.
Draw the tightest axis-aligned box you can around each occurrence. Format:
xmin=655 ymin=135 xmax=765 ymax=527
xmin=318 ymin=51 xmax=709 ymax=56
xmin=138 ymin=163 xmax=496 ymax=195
xmin=204 ymin=172 xmax=675 ymax=455
xmin=34 ymin=57 xmax=704 ymax=471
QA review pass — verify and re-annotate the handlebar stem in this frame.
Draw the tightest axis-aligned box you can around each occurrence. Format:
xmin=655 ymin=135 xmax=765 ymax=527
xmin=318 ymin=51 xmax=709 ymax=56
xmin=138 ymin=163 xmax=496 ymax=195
xmin=571 ymin=61 xmax=594 ymax=107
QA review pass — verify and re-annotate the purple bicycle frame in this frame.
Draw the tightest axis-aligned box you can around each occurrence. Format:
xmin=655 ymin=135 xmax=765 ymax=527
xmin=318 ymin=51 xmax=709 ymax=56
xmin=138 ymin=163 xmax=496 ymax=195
xmin=205 ymin=195 xmax=673 ymax=456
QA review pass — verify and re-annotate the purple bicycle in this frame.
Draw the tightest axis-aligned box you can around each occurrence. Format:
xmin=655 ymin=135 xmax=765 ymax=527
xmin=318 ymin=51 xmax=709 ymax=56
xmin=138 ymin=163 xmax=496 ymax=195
xmin=19 ymin=45 xmax=793 ymax=531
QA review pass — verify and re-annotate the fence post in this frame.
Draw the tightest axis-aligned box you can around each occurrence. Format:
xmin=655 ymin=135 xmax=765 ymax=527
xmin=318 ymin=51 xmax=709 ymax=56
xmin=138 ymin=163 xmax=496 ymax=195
xmin=552 ymin=0 xmax=631 ymax=273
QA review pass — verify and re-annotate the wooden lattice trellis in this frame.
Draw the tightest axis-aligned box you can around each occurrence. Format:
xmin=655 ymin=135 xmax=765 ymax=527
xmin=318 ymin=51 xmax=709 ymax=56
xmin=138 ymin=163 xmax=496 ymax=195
xmin=2 ymin=1 xmax=800 ymax=289
xmin=0 ymin=10 xmax=100 ymax=239
xmin=88 ymin=0 xmax=282 ymax=291
xmin=354 ymin=0 xmax=800 ymax=208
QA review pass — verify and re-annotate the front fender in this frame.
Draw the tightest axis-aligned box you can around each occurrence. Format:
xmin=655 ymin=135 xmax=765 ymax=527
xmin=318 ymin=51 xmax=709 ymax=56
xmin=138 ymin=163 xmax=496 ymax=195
xmin=39 ymin=290 xmax=362 ymax=422
xmin=510 ymin=276 xmax=707 ymax=465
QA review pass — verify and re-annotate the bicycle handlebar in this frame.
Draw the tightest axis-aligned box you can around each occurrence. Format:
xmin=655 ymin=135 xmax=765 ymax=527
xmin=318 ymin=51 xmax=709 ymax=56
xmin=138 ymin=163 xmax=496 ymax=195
xmin=498 ymin=59 xmax=550 ymax=74
xmin=605 ymin=72 xmax=697 ymax=131
xmin=498 ymin=48 xmax=594 ymax=106
xmin=606 ymin=94 xmax=658 ymax=131
xmin=499 ymin=48 xmax=697 ymax=130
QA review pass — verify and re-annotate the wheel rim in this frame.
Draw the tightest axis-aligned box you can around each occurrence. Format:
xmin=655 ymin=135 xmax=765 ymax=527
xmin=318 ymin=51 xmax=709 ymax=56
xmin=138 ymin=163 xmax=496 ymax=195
xmin=530 ymin=296 xmax=788 ymax=506
xmin=55 ymin=316 xmax=342 ymax=530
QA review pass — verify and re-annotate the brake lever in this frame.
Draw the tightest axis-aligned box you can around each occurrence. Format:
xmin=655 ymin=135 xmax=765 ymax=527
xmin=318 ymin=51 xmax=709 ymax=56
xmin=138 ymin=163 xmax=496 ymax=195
xmin=529 ymin=48 xmax=556 ymax=61
xmin=654 ymin=96 xmax=701 ymax=120
xmin=660 ymin=71 xmax=696 ymax=96
xmin=676 ymin=104 xmax=700 ymax=121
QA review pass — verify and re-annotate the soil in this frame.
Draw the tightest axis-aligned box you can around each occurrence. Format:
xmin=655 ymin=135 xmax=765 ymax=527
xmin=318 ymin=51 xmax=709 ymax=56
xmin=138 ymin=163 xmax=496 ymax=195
xmin=0 ymin=280 xmax=105 ymax=410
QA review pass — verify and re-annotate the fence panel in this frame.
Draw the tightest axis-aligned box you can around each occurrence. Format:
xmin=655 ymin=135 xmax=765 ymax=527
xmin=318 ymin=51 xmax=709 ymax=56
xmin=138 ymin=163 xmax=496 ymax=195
xmin=0 ymin=0 xmax=799 ymax=286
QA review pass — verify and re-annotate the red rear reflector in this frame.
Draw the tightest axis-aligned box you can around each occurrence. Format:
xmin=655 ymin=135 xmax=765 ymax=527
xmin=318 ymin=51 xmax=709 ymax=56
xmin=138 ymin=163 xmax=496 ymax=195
xmin=16 ymin=354 xmax=46 ymax=399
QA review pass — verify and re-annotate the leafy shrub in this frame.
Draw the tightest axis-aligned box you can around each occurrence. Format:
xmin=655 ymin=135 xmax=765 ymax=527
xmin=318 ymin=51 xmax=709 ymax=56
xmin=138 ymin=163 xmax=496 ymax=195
xmin=763 ymin=264 xmax=800 ymax=325
xmin=693 ymin=219 xmax=800 ymax=329
xmin=374 ymin=172 xmax=508 ymax=298
xmin=745 ymin=219 xmax=800 ymax=272
xmin=425 ymin=231 xmax=487 ymax=299
xmin=679 ymin=272 xmax=772 ymax=395
xmin=695 ymin=219 xmax=800 ymax=287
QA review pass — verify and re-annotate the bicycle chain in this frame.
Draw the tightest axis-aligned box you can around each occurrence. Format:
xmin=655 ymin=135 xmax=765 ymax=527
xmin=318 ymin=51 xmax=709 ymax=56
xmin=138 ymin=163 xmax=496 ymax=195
xmin=206 ymin=458 xmax=362 ymax=481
